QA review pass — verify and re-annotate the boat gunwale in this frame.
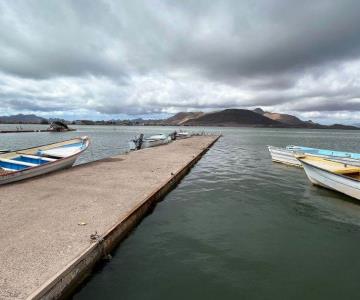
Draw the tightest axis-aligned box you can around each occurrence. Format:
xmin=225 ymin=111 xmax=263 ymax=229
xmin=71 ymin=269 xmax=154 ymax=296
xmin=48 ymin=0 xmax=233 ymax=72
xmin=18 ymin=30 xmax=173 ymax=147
xmin=299 ymin=158 xmax=360 ymax=183
xmin=144 ymin=138 xmax=167 ymax=142
xmin=6 ymin=136 xmax=86 ymax=154
xmin=288 ymin=145 xmax=360 ymax=159
xmin=0 ymin=137 xmax=90 ymax=178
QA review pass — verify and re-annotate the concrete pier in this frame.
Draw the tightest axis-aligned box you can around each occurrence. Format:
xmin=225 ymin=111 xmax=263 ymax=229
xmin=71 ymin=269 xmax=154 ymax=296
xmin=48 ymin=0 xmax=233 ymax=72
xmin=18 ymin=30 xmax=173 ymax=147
xmin=0 ymin=135 xmax=219 ymax=300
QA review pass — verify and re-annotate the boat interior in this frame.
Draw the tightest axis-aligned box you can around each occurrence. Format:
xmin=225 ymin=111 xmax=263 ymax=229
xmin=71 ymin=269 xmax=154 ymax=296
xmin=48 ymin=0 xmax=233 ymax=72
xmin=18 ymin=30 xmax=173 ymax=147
xmin=0 ymin=139 xmax=86 ymax=174
xmin=344 ymin=172 xmax=360 ymax=180
xmin=302 ymin=156 xmax=360 ymax=181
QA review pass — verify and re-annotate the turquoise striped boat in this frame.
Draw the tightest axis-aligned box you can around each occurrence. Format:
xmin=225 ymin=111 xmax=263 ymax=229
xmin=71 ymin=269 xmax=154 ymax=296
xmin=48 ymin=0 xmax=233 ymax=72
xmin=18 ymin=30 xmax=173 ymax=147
xmin=268 ymin=145 xmax=360 ymax=167
xmin=287 ymin=145 xmax=360 ymax=160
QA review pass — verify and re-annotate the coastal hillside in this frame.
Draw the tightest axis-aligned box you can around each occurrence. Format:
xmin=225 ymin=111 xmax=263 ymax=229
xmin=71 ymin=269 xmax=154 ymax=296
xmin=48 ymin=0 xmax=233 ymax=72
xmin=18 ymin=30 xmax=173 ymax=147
xmin=253 ymin=108 xmax=304 ymax=125
xmin=252 ymin=108 xmax=357 ymax=129
xmin=170 ymin=108 xmax=358 ymax=129
xmin=163 ymin=112 xmax=204 ymax=125
xmin=0 ymin=111 xmax=358 ymax=129
xmin=183 ymin=109 xmax=283 ymax=127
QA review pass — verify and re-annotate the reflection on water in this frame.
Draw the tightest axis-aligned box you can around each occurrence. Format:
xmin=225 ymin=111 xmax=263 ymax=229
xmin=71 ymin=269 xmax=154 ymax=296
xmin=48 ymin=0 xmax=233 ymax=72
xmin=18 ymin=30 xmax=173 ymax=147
xmin=2 ymin=125 xmax=360 ymax=299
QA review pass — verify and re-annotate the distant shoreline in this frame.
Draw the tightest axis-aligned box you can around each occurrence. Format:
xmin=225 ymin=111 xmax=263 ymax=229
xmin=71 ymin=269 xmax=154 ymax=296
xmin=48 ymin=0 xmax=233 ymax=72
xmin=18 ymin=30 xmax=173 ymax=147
xmin=1 ymin=109 xmax=358 ymax=130
xmin=0 ymin=123 xmax=359 ymax=130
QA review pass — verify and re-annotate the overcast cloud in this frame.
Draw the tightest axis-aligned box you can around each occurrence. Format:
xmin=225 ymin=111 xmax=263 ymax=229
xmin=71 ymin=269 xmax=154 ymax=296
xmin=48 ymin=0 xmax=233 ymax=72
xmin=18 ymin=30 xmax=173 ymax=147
xmin=1 ymin=0 xmax=360 ymax=123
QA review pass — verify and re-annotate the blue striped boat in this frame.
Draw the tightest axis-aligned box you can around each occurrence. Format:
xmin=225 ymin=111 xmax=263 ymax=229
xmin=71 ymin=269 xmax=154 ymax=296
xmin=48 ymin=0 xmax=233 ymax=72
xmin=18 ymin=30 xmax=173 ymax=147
xmin=0 ymin=136 xmax=90 ymax=185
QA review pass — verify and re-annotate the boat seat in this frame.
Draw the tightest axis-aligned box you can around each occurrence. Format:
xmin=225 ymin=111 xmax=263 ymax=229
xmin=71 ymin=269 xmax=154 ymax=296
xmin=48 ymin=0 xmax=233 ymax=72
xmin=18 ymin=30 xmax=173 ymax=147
xmin=334 ymin=167 xmax=360 ymax=175
xmin=0 ymin=158 xmax=38 ymax=167
xmin=37 ymin=147 xmax=80 ymax=158
xmin=19 ymin=154 xmax=56 ymax=162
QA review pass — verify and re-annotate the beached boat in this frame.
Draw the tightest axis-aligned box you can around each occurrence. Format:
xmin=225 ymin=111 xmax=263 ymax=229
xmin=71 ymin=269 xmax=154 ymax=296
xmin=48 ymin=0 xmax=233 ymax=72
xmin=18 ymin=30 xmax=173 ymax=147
xmin=268 ymin=145 xmax=360 ymax=167
xmin=299 ymin=156 xmax=360 ymax=200
xmin=0 ymin=136 xmax=90 ymax=185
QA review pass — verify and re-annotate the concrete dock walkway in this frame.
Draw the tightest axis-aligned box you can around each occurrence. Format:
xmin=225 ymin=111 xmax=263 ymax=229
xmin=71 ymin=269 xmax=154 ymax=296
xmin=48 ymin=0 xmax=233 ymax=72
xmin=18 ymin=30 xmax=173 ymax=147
xmin=0 ymin=135 xmax=219 ymax=299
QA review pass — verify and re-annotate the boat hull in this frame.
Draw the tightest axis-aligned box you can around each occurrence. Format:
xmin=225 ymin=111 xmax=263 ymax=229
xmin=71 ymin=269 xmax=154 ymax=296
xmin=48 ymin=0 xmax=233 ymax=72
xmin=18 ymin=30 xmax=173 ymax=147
xmin=0 ymin=136 xmax=89 ymax=185
xmin=0 ymin=156 xmax=77 ymax=185
xmin=142 ymin=139 xmax=167 ymax=148
xmin=267 ymin=146 xmax=302 ymax=167
xmin=176 ymin=132 xmax=191 ymax=139
xmin=301 ymin=161 xmax=360 ymax=200
xmin=142 ymin=136 xmax=171 ymax=149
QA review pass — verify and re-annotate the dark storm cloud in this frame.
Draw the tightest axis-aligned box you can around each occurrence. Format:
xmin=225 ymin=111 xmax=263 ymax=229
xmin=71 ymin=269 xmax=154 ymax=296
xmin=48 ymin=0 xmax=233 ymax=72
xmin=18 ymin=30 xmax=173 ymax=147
xmin=291 ymin=97 xmax=360 ymax=112
xmin=1 ymin=0 xmax=360 ymax=119
xmin=0 ymin=0 xmax=135 ymax=78
xmin=2 ymin=99 xmax=67 ymax=112
xmin=168 ymin=0 xmax=360 ymax=81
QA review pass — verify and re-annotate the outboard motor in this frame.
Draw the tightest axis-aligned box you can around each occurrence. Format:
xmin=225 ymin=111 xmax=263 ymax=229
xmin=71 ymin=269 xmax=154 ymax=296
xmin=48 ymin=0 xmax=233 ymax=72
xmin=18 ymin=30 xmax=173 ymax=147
xmin=134 ymin=133 xmax=144 ymax=150
xmin=170 ymin=131 xmax=177 ymax=141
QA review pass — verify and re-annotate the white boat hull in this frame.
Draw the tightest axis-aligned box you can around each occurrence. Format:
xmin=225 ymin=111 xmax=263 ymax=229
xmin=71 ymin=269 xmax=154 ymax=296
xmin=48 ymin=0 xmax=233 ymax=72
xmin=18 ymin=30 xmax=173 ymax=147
xmin=0 ymin=136 xmax=89 ymax=185
xmin=301 ymin=162 xmax=360 ymax=200
xmin=142 ymin=139 xmax=167 ymax=148
xmin=176 ymin=132 xmax=191 ymax=139
xmin=0 ymin=156 xmax=77 ymax=185
xmin=142 ymin=136 xmax=171 ymax=149
xmin=267 ymin=146 xmax=302 ymax=167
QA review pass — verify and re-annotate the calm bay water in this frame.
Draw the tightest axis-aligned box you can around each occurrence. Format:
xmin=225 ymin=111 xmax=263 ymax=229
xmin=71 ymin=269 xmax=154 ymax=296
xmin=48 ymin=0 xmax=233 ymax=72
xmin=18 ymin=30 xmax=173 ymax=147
xmin=2 ymin=125 xmax=360 ymax=299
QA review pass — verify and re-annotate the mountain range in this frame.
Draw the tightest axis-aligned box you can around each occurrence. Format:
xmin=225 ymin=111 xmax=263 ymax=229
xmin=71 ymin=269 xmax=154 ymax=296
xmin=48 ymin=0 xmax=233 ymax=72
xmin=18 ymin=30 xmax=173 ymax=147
xmin=0 ymin=110 xmax=358 ymax=129
xmin=163 ymin=108 xmax=358 ymax=129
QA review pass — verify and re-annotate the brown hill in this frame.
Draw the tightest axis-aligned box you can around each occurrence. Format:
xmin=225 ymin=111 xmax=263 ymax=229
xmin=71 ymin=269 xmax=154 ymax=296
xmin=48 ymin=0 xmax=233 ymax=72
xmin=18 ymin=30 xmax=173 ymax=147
xmin=162 ymin=108 xmax=359 ymax=129
xmin=263 ymin=112 xmax=304 ymax=125
xmin=324 ymin=124 xmax=359 ymax=130
xmin=183 ymin=109 xmax=283 ymax=127
xmin=162 ymin=112 xmax=204 ymax=125
xmin=253 ymin=108 xmax=303 ymax=125
xmin=253 ymin=108 xmax=358 ymax=129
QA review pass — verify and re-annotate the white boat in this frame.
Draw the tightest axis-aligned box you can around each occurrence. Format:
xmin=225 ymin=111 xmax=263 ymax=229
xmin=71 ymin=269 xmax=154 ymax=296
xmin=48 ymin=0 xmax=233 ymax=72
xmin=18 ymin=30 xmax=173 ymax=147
xmin=299 ymin=156 xmax=360 ymax=200
xmin=0 ymin=136 xmax=90 ymax=185
xmin=267 ymin=146 xmax=302 ymax=166
xmin=176 ymin=131 xmax=191 ymax=139
xmin=268 ymin=145 xmax=360 ymax=167
xmin=142 ymin=134 xmax=171 ymax=148
xmin=129 ymin=133 xmax=171 ymax=150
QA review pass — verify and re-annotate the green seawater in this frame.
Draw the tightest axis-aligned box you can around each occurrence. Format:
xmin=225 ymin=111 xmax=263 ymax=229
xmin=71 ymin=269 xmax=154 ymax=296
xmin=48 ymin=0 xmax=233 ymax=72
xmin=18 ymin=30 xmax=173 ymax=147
xmin=2 ymin=125 xmax=360 ymax=299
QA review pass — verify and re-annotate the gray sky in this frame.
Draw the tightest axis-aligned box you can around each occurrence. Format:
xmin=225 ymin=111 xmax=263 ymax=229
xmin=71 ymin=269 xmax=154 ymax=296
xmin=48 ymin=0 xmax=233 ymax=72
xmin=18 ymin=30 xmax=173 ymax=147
xmin=1 ymin=0 xmax=360 ymax=123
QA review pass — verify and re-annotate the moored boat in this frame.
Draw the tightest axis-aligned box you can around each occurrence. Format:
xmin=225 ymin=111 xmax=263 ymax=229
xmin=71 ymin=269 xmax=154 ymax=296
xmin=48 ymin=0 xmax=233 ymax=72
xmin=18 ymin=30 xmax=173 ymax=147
xmin=176 ymin=131 xmax=191 ymax=139
xmin=0 ymin=136 xmax=90 ymax=185
xmin=268 ymin=145 xmax=360 ymax=167
xmin=129 ymin=133 xmax=171 ymax=150
xmin=267 ymin=146 xmax=302 ymax=166
xmin=299 ymin=156 xmax=360 ymax=200
xmin=142 ymin=134 xmax=171 ymax=148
